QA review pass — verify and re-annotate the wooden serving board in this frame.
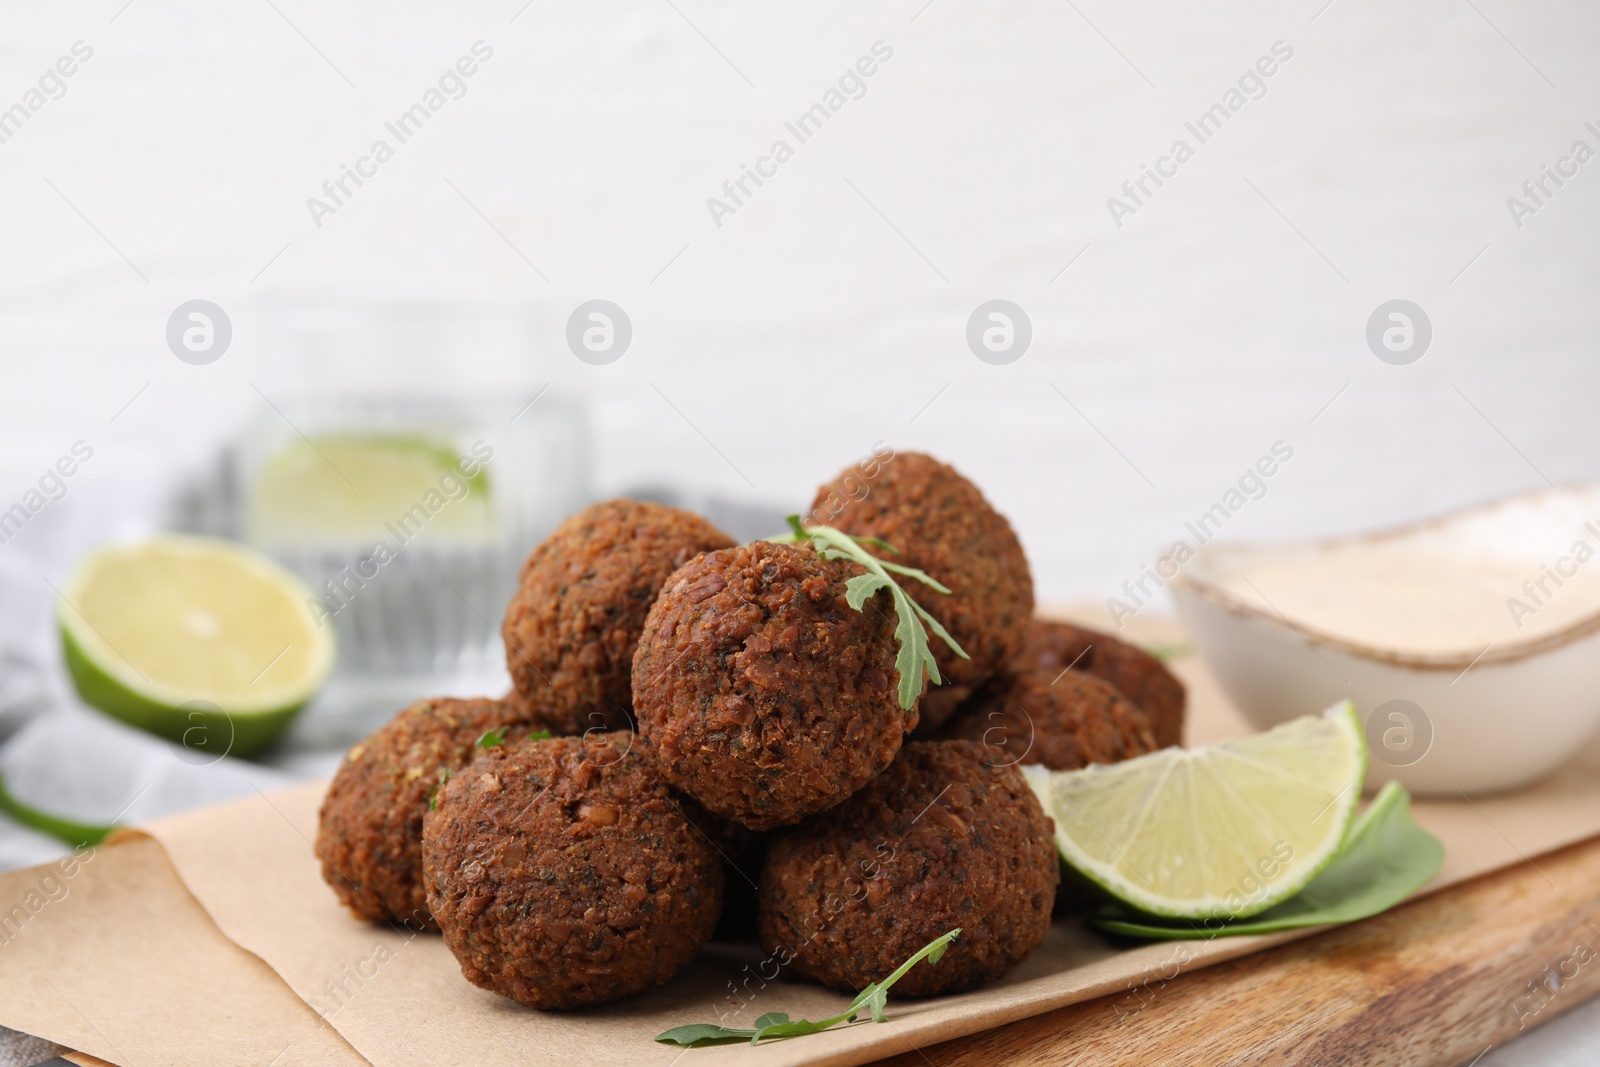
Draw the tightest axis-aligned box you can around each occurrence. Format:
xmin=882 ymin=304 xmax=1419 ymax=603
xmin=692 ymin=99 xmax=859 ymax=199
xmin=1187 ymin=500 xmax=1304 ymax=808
xmin=875 ymin=827 xmax=1600 ymax=1066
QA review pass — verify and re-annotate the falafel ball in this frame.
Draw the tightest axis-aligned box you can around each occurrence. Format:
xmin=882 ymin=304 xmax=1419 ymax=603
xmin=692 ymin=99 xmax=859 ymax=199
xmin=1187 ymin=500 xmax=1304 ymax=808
xmin=422 ymin=732 xmax=722 ymax=1010
xmin=1019 ymin=619 xmax=1186 ymax=747
xmin=633 ymin=540 xmax=910 ymax=831
xmin=810 ymin=453 xmax=1033 ymax=730
xmin=316 ymin=695 xmax=543 ymax=927
xmin=758 ymin=740 xmax=1057 ymax=997
xmin=502 ymin=499 xmax=736 ymax=733
xmin=943 ymin=668 xmax=1157 ymax=771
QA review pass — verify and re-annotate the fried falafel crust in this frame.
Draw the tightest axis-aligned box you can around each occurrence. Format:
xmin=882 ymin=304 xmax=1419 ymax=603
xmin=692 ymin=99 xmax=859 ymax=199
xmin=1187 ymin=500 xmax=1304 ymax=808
xmin=502 ymin=499 xmax=735 ymax=733
xmin=422 ymin=732 xmax=721 ymax=1010
xmin=758 ymin=740 xmax=1057 ymax=997
xmin=944 ymin=668 xmax=1157 ymax=771
xmin=315 ymin=695 xmax=543 ymax=927
xmin=633 ymin=540 xmax=910 ymax=831
xmin=1020 ymin=619 xmax=1186 ymax=747
xmin=811 ymin=453 xmax=1034 ymax=730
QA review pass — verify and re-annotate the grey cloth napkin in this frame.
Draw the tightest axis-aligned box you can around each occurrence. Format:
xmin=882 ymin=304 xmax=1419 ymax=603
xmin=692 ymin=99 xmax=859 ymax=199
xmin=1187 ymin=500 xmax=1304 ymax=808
xmin=0 ymin=1026 xmax=65 ymax=1067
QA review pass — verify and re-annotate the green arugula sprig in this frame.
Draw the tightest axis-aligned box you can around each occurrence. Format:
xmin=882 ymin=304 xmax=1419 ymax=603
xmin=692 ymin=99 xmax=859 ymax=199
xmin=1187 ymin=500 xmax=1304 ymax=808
xmin=774 ymin=516 xmax=968 ymax=711
xmin=656 ymin=928 xmax=961 ymax=1048
xmin=477 ymin=726 xmax=551 ymax=750
xmin=427 ymin=768 xmax=452 ymax=811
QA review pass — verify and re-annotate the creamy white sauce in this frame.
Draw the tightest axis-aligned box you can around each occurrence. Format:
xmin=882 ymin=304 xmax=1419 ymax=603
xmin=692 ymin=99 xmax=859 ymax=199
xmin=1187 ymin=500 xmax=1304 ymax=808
xmin=1216 ymin=547 xmax=1600 ymax=655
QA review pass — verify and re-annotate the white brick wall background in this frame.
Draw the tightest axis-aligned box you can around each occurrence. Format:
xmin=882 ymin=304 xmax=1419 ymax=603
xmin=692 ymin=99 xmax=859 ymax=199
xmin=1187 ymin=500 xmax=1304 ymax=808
xmin=1 ymin=0 xmax=1597 ymax=607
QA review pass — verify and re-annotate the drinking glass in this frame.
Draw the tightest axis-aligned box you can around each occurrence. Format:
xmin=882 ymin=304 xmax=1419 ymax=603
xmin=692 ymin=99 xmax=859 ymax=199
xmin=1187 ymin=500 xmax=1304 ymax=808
xmin=233 ymin=389 xmax=589 ymax=743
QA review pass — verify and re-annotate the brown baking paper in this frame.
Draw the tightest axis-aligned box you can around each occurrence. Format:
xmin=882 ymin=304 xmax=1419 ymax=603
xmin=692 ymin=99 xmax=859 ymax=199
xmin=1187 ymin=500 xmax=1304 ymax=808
xmin=15 ymin=611 xmax=1600 ymax=1067
xmin=0 ymin=836 xmax=367 ymax=1067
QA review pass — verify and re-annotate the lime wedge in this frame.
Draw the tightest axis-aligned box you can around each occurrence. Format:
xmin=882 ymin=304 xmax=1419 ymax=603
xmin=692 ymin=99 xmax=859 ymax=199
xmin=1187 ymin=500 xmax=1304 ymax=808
xmin=248 ymin=434 xmax=492 ymax=547
xmin=58 ymin=537 xmax=335 ymax=756
xmin=1024 ymin=702 xmax=1366 ymax=921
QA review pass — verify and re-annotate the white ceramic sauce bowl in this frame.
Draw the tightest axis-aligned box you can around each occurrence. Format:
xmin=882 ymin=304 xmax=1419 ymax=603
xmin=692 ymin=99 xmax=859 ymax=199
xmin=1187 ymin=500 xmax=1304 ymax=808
xmin=1170 ymin=485 xmax=1600 ymax=796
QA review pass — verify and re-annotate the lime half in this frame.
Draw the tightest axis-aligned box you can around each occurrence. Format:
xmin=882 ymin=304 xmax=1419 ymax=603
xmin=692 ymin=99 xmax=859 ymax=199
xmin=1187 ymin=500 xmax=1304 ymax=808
xmin=248 ymin=434 xmax=492 ymax=547
xmin=59 ymin=537 xmax=335 ymax=756
xmin=1024 ymin=701 xmax=1366 ymax=921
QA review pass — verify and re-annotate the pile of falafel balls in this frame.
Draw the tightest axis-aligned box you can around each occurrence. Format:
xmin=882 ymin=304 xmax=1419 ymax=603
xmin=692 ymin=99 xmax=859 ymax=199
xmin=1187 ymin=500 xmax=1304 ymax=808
xmin=315 ymin=453 xmax=1185 ymax=1011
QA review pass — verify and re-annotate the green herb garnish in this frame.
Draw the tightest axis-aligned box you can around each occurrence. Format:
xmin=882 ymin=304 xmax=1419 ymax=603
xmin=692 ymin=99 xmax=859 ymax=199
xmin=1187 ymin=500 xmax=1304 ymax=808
xmin=656 ymin=928 xmax=960 ymax=1047
xmin=427 ymin=768 xmax=452 ymax=811
xmin=774 ymin=516 xmax=968 ymax=711
xmin=0 ymin=770 xmax=116 ymax=849
xmin=478 ymin=726 xmax=552 ymax=750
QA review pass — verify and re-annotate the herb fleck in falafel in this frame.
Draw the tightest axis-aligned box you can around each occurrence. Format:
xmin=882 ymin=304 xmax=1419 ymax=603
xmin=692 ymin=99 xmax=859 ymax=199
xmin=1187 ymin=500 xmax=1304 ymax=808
xmin=633 ymin=540 xmax=910 ymax=831
xmin=811 ymin=453 xmax=1033 ymax=730
xmin=758 ymin=740 xmax=1057 ymax=997
xmin=315 ymin=695 xmax=542 ymax=927
xmin=943 ymin=668 xmax=1157 ymax=771
xmin=1020 ymin=619 xmax=1186 ymax=747
xmin=422 ymin=731 xmax=721 ymax=1010
xmin=502 ymin=499 xmax=735 ymax=733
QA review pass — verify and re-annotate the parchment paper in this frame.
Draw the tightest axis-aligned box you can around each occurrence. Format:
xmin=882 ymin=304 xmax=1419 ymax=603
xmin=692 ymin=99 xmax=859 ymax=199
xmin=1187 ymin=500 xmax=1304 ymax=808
xmin=0 ymin=836 xmax=366 ymax=1067
xmin=8 ymin=611 xmax=1600 ymax=1067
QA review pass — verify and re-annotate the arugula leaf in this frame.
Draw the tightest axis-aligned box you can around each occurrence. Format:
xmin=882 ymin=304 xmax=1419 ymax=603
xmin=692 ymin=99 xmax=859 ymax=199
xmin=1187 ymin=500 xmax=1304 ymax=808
xmin=774 ymin=516 xmax=968 ymax=711
xmin=890 ymin=588 xmax=938 ymax=706
xmin=851 ymin=536 xmax=899 ymax=554
xmin=904 ymin=596 xmax=962 ymax=654
xmin=654 ymin=1022 xmax=749 ymax=1047
xmin=1094 ymin=783 xmax=1442 ymax=940
xmin=655 ymin=929 xmax=961 ymax=1048
xmin=847 ymin=925 xmax=957 ymax=1024
xmin=477 ymin=726 xmax=551 ymax=751
xmin=875 ymin=559 xmax=953 ymax=595
xmin=844 ymin=573 xmax=892 ymax=610
xmin=427 ymin=768 xmax=453 ymax=812
xmin=0 ymin=770 xmax=116 ymax=849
